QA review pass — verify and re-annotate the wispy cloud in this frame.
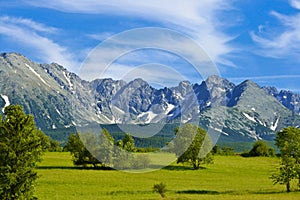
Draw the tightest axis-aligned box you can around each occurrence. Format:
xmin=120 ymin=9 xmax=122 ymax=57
xmin=0 ymin=16 xmax=79 ymax=70
xmin=100 ymin=63 xmax=187 ymax=88
xmin=79 ymin=28 xmax=219 ymax=85
xmin=228 ymin=75 xmax=300 ymax=82
xmin=290 ymin=0 xmax=300 ymax=9
xmin=24 ymin=0 xmax=235 ymax=67
xmin=86 ymin=32 xmax=115 ymax=41
xmin=0 ymin=16 xmax=58 ymax=33
xmin=250 ymin=0 xmax=300 ymax=59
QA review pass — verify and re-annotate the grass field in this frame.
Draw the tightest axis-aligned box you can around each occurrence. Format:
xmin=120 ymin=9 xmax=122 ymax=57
xmin=36 ymin=152 xmax=299 ymax=199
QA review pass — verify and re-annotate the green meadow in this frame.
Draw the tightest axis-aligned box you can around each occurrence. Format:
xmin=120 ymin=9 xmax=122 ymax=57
xmin=36 ymin=152 xmax=299 ymax=200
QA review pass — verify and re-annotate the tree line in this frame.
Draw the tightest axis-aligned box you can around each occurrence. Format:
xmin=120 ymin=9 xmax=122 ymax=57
xmin=64 ymin=123 xmax=214 ymax=170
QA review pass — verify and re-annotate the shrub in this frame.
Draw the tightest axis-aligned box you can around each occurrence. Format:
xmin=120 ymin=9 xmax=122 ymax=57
xmin=153 ymin=182 xmax=167 ymax=198
xmin=248 ymin=140 xmax=275 ymax=157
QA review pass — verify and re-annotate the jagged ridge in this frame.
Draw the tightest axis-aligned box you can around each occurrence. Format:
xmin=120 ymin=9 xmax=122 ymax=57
xmin=1 ymin=52 xmax=300 ymax=141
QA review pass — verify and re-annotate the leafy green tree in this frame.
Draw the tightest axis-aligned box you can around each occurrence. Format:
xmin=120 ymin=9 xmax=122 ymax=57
xmin=0 ymin=105 xmax=48 ymax=199
xmin=65 ymin=133 xmax=100 ymax=167
xmin=248 ymin=140 xmax=275 ymax=157
xmin=271 ymin=156 xmax=298 ymax=192
xmin=174 ymin=124 xmax=213 ymax=169
xmin=272 ymin=127 xmax=300 ymax=191
xmin=48 ymin=139 xmax=62 ymax=152
xmin=122 ymin=134 xmax=136 ymax=152
xmin=113 ymin=134 xmax=136 ymax=169
xmin=66 ymin=129 xmax=116 ymax=168
xmin=95 ymin=129 xmax=114 ymax=167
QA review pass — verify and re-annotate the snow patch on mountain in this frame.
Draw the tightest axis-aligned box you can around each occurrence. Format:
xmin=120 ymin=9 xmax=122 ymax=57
xmin=25 ymin=63 xmax=50 ymax=87
xmin=270 ymin=117 xmax=280 ymax=131
xmin=55 ymin=107 xmax=62 ymax=117
xmin=63 ymin=71 xmax=74 ymax=92
xmin=242 ymin=112 xmax=256 ymax=123
xmin=138 ymin=111 xmax=158 ymax=124
xmin=1 ymin=94 xmax=10 ymax=113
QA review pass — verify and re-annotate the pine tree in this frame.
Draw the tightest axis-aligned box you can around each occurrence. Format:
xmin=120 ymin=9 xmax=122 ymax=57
xmin=0 ymin=105 xmax=48 ymax=199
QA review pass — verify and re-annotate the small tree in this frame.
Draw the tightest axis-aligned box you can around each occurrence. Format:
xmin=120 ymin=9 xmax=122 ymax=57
xmin=122 ymin=133 xmax=136 ymax=152
xmin=271 ymin=156 xmax=297 ymax=192
xmin=272 ymin=127 xmax=300 ymax=191
xmin=65 ymin=133 xmax=100 ymax=167
xmin=95 ymin=129 xmax=114 ymax=167
xmin=114 ymin=134 xmax=136 ymax=169
xmin=174 ymin=124 xmax=213 ymax=169
xmin=0 ymin=105 xmax=48 ymax=199
xmin=153 ymin=182 xmax=167 ymax=198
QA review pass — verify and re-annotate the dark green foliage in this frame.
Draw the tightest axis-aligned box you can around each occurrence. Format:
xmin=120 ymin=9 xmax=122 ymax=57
xmin=65 ymin=130 xmax=152 ymax=169
xmin=118 ymin=133 xmax=136 ymax=152
xmin=212 ymin=145 xmax=220 ymax=155
xmin=153 ymin=182 xmax=167 ymax=198
xmin=271 ymin=156 xmax=297 ymax=192
xmin=242 ymin=140 xmax=275 ymax=157
xmin=0 ymin=105 xmax=48 ymax=199
xmin=65 ymin=133 xmax=100 ymax=167
xmin=47 ymin=139 xmax=62 ymax=152
xmin=272 ymin=127 xmax=300 ymax=192
xmin=174 ymin=124 xmax=213 ymax=169
xmin=220 ymin=146 xmax=235 ymax=156
xmin=113 ymin=133 xmax=136 ymax=169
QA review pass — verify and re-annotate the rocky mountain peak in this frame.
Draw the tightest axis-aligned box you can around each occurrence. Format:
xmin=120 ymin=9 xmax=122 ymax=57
xmin=1 ymin=52 xmax=300 ymax=141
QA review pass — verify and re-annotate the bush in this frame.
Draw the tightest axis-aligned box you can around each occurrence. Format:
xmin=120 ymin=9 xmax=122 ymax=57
xmin=220 ymin=146 xmax=235 ymax=156
xmin=242 ymin=140 xmax=275 ymax=157
xmin=153 ymin=182 xmax=167 ymax=198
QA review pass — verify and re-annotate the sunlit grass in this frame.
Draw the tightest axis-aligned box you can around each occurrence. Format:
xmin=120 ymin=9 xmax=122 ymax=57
xmin=35 ymin=152 xmax=300 ymax=199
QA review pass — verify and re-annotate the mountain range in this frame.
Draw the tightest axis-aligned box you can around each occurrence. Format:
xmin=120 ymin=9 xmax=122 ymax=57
xmin=1 ymin=52 xmax=300 ymax=142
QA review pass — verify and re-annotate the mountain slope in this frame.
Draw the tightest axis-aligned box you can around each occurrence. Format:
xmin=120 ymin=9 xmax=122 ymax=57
xmin=1 ymin=52 xmax=299 ymax=141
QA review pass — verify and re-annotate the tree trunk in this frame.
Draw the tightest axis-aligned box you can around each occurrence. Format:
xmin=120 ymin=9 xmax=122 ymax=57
xmin=286 ymin=181 xmax=290 ymax=192
xmin=193 ymin=159 xmax=200 ymax=169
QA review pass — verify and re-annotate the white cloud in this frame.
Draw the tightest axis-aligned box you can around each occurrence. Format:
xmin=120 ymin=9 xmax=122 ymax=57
xmin=99 ymin=63 xmax=186 ymax=88
xmin=24 ymin=0 xmax=235 ymax=67
xmin=0 ymin=16 xmax=79 ymax=70
xmin=86 ymin=32 xmax=115 ymax=41
xmin=250 ymin=2 xmax=300 ymax=59
xmin=0 ymin=15 xmax=58 ymax=33
xmin=290 ymin=0 xmax=300 ymax=10
xmin=79 ymin=27 xmax=220 ymax=84
xmin=228 ymin=75 xmax=300 ymax=82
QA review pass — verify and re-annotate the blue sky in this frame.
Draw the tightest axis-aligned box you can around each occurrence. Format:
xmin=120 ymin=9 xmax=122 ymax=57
xmin=1 ymin=0 xmax=300 ymax=92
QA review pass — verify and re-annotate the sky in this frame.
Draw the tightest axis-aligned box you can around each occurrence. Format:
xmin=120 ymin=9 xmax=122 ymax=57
xmin=1 ymin=0 xmax=300 ymax=92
